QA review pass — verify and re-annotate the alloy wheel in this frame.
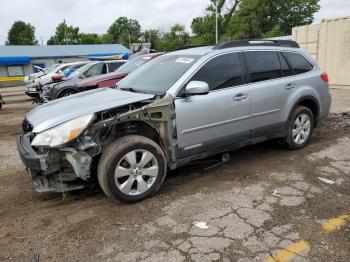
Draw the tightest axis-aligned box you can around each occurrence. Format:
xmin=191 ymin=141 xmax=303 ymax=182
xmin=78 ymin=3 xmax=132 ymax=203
xmin=292 ymin=113 xmax=311 ymax=144
xmin=114 ymin=149 xmax=159 ymax=196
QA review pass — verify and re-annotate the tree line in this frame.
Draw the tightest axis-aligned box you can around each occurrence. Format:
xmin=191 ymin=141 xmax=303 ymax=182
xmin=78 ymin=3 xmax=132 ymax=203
xmin=6 ymin=0 xmax=320 ymax=51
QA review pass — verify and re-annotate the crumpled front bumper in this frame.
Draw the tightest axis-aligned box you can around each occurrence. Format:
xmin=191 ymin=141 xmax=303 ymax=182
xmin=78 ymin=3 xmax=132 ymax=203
xmin=16 ymin=133 xmax=49 ymax=176
xmin=16 ymin=133 xmax=87 ymax=193
xmin=25 ymin=84 xmax=40 ymax=98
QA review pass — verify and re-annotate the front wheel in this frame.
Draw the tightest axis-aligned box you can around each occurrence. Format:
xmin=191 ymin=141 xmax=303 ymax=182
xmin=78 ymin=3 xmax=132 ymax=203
xmin=97 ymin=135 xmax=167 ymax=203
xmin=284 ymin=106 xmax=314 ymax=149
xmin=58 ymin=89 xmax=77 ymax=98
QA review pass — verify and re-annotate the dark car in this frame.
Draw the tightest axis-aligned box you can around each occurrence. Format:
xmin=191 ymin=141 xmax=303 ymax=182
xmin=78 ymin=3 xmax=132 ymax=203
xmin=41 ymin=60 xmax=127 ymax=101
xmin=75 ymin=53 xmax=164 ymax=92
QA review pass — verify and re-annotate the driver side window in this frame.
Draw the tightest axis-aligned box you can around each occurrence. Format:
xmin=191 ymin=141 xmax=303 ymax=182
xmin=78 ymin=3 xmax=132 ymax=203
xmin=189 ymin=52 xmax=243 ymax=91
xmin=84 ymin=63 xmax=104 ymax=78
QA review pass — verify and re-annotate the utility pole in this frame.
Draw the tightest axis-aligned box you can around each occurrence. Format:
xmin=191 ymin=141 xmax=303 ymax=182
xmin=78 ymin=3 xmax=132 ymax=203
xmin=215 ymin=0 xmax=218 ymax=44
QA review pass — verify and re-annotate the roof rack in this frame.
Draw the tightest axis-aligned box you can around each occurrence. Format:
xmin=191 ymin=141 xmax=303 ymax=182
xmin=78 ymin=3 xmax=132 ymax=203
xmin=175 ymin=44 xmax=212 ymax=51
xmin=213 ymin=40 xmax=300 ymax=49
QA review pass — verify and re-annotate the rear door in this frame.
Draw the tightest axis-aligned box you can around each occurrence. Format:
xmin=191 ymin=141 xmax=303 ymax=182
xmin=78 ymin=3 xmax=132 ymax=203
xmin=244 ymin=50 xmax=294 ymax=138
xmin=175 ymin=52 xmax=251 ymax=158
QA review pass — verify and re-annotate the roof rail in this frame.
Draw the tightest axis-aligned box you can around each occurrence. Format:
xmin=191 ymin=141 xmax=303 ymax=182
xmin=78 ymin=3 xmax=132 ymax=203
xmin=213 ymin=40 xmax=300 ymax=49
xmin=175 ymin=44 xmax=212 ymax=51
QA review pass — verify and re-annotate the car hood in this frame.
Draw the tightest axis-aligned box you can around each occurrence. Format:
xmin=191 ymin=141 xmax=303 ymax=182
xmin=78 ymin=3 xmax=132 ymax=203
xmin=77 ymin=72 xmax=128 ymax=87
xmin=26 ymin=88 xmax=155 ymax=133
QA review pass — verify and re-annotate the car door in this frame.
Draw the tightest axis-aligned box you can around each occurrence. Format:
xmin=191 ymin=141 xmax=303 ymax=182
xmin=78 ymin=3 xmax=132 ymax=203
xmin=244 ymin=50 xmax=293 ymax=138
xmin=175 ymin=52 xmax=251 ymax=158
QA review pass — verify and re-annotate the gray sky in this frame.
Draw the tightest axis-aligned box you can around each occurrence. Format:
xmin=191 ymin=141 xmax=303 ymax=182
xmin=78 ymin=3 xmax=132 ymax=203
xmin=0 ymin=0 xmax=349 ymax=45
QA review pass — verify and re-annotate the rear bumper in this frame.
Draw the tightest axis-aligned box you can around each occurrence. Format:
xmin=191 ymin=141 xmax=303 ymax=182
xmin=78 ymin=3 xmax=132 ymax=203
xmin=319 ymin=92 xmax=332 ymax=121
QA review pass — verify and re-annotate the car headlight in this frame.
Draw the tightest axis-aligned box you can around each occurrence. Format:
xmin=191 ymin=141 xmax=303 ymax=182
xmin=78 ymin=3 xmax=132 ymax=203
xmin=31 ymin=114 xmax=94 ymax=147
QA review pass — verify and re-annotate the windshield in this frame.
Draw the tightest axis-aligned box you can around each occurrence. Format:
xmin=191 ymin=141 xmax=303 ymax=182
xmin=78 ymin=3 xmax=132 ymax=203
xmin=68 ymin=63 xmax=94 ymax=78
xmin=46 ymin=64 xmax=60 ymax=74
xmin=62 ymin=63 xmax=86 ymax=78
xmin=118 ymin=55 xmax=200 ymax=94
xmin=116 ymin=56 xmax=154 ymax=74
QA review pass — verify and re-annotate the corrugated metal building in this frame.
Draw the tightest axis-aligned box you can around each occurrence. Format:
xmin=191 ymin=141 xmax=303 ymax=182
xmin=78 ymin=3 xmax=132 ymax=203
xmin=293 ymin=16 xmax=350 ymax=89
xmin=0 ymin=44 xmax=131 ymax=87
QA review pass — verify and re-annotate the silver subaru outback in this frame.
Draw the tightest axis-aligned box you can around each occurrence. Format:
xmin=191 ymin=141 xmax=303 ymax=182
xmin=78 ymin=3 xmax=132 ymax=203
xmin=17 ymin=40 xmax=331 ymax=203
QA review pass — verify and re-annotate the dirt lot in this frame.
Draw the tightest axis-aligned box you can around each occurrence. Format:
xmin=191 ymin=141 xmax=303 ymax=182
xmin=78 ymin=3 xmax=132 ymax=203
xmin=0 ymin=87 xmax=349 ymax=262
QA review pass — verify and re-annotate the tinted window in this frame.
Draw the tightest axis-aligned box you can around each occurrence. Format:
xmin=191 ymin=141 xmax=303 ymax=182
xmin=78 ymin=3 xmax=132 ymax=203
xmin=108 ymin=62 xmax=125 ymax=72
xmin=284 ymin=52 xmax=313 ymax=74
xmin=190 ymin=53 xmax=242 ymax=91
xmin=245 ymin=51 xmax=282 ymax=83
xmin=279 ymin=53 xmax=293 ymax=77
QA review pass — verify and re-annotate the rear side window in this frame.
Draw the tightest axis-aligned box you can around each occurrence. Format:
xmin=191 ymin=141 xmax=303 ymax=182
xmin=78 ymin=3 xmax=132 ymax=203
xmin=108 ymin=62 xmax=125 ymax=72
xmin=190 ymin=52 xmax=242 ymax=91
xmin=279 ymin=53 xmax=293 ymax=77
xmin=245 ymin=51 xmax=282 ymax=83
xmin=284 ymin=52 xmax=313 ymax=74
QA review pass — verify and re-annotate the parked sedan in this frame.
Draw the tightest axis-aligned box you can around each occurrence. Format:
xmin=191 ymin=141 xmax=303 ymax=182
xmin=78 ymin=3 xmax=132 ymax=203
xmin=41 ymin=60 xmax=127 ymax=101
xmin=75 ymin=53 xmax=164 ymax=92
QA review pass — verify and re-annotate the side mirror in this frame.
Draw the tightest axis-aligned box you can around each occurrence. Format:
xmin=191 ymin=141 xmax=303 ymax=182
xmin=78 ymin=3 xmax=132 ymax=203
xmin=185 ymin=81 xmax=209 ymax=96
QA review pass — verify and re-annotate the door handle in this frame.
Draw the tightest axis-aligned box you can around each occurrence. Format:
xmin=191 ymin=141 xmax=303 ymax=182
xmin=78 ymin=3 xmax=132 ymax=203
xmin=285 ymin=83 xmax=297 ymax=90
xmin=233 ymin=93 xmax=248 ymax=101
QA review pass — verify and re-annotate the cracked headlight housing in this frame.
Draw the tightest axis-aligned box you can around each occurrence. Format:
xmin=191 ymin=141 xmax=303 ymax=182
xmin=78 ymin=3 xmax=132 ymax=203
xmin=31 ymin=114 xmax=94 ymax=147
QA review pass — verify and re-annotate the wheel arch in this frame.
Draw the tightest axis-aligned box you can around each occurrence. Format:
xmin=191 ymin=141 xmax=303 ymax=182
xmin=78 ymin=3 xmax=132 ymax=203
xmin=103 ymin=120 xmax=166 ymax=155
xmin=290 ymin=95 xmax=320 ymax=127
xmin=56 ymin=87 xmax=78 ymax=98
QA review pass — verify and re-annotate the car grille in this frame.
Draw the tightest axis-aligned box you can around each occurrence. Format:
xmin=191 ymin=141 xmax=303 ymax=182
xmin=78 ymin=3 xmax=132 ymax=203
xmin=22 ymin=119 xmax=33 ymax=133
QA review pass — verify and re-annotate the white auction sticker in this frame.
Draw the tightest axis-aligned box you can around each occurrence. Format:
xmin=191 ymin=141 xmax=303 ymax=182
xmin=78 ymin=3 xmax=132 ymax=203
xmin=175 ymin=57 xmax=194 ymax=64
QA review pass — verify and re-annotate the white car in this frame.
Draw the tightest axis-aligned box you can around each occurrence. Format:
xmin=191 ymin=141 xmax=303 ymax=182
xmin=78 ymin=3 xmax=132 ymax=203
xmin=23 ymin=64 xmax=59 ymax=85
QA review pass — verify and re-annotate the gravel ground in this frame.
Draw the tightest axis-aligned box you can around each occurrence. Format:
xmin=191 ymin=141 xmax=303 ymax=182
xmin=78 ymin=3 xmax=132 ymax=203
xmin=0 ymin=87 xmax=349 ymax=262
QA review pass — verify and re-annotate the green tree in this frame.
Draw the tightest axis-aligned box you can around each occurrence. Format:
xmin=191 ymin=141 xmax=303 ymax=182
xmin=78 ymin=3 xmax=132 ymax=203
xmin=80 ymin=33 xmax=101 ymax=44
xmin=191 ymin=16 xmax=216 ymax=45
xmin=226 ymin=0 xmax=320 ymax=39
xmin=107 ymin=17 xmax=141 ymax=47
xmin=191 ymin=0 xmax=242 ymax=44
xmin=47 ymin=20 xmax=80 ymax=45
xmin=143 ymin=29 xmax=161 ymax=49
xmin=157 ymin=24 xmax=190 ymax=51
xmin=6 ymin=21 xmax=38 ymax=45
xmin=99 ymin=33 xmax=114 ymax=44
xmin=191 ymin=0 xmax=319 ymax=42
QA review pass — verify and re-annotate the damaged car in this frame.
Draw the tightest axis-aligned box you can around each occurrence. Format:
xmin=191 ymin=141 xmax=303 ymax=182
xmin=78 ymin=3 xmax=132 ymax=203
xmin=17 ymin=40 xmax=331 ymax=203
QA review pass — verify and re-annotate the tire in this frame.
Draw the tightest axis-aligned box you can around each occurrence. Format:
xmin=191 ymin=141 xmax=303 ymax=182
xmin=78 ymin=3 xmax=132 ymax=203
xmin=58 ymin=89 xmax=77 ymax=98
xmin=97 ymin=135 xmax=167 ymax=203
xmin=284 ymin=106 xmax=314 ymax=150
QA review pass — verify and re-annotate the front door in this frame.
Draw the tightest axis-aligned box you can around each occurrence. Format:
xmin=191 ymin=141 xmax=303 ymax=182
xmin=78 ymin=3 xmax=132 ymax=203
xmin=175 ymin=52 xmax=251 ymax=158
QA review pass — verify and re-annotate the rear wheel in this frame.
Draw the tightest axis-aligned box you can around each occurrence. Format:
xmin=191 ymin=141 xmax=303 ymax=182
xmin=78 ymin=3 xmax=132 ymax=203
xmin=58 ymin=89 xmax=77 ymax=98
xmin=97 ymin=135 xmax=167 ymax=203
xmin=284 ymin=106 xmax=314 ymax=149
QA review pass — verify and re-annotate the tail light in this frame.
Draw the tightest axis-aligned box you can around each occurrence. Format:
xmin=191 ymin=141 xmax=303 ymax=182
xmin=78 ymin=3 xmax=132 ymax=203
xmin=320 ymin=72 xmax=329 ymax=83
xmin=52 ymin=75 xmax=63 ymax=81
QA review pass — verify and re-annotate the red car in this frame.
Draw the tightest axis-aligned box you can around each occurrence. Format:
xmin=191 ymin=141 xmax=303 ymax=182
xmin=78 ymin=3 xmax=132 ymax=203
xmin=76 ymin=53 xmax=164 ymax=91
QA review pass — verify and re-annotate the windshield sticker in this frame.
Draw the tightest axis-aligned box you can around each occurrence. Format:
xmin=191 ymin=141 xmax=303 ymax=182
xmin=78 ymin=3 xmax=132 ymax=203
xmin=175 ymin=57 xmax=195 ymax=64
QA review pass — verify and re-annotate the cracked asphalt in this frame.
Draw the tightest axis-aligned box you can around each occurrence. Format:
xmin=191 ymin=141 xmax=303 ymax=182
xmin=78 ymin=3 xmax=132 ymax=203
xmin=0 ymin=87 xmax=349 ymax=262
